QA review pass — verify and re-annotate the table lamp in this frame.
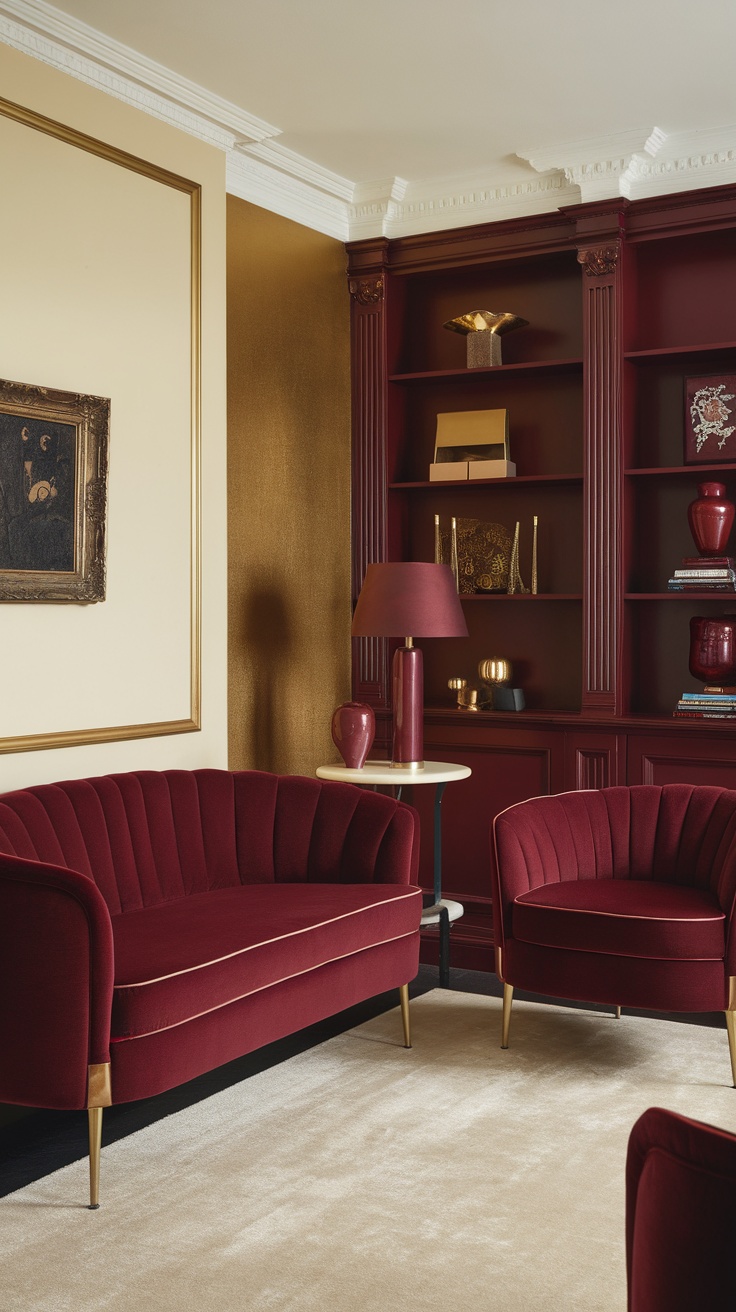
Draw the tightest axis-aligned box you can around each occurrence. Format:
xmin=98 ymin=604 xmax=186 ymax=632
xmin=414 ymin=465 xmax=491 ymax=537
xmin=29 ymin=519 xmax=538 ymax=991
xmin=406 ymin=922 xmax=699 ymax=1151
xmin=351 ymin=562 xmax=468 ymax=769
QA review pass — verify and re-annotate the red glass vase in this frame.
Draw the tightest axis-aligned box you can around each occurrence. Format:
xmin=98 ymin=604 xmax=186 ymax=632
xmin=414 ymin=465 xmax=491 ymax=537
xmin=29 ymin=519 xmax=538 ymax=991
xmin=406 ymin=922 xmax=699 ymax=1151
xmin=689 ymin=615 xmax=736 ymax=684
xmin=331 ymin=702 xmax=375 ymax=769
xmin=687 ymin=483 xmax=735 ymax=557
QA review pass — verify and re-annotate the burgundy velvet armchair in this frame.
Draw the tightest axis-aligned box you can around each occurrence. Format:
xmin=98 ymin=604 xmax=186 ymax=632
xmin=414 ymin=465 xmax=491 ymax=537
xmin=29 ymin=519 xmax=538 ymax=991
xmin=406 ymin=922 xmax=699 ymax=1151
xmin=492 ymin=785 xmax=736 ymax=1082
xmin=627 ymin=1106 xmax=736 ymax=1311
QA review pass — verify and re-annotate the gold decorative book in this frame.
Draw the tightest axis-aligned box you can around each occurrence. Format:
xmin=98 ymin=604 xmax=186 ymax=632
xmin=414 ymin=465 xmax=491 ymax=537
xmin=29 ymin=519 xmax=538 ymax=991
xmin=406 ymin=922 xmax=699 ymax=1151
xmin=454 ymin=518 xmax=512 ymax=593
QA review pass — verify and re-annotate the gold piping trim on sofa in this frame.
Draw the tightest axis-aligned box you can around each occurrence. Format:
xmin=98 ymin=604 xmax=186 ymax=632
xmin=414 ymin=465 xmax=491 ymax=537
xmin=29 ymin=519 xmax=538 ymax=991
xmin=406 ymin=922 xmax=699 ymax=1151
xmin=110 ymin=928 xmax=419 ymax=1042
xmin=115 ymin=888 xmax=422 ymax=988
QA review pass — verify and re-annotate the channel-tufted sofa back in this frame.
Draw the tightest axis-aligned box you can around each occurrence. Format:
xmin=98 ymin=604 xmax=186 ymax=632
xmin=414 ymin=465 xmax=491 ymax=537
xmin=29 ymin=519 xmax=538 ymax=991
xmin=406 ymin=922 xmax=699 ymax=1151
xmin=0 ymin=769 xmax=417 ymax=915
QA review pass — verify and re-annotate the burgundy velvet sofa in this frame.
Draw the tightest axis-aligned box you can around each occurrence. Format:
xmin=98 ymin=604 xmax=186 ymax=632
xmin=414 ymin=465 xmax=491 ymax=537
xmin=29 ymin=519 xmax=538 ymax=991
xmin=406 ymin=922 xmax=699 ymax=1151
xmin=0 ymin=769 xmax=422 ymax=1207
xmin=627 ymin=1107 xmax=736 ymax=1311
xmin=492 ymin=785 xmax=736 ymax=1081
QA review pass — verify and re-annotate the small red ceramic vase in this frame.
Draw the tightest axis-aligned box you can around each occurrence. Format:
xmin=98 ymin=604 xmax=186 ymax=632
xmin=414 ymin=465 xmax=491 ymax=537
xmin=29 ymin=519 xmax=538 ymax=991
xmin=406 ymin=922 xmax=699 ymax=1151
xmin=687 ymin=483 xmax=735 ymax=557
xmin=331 ymin=702 xmax=375 ymax=769
xmin=689 ymin=615 xmax=736 ymax=684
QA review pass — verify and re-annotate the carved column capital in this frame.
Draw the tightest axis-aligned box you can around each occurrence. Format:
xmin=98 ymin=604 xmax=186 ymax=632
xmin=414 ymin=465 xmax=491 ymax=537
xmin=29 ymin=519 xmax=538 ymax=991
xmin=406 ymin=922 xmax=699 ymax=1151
xmin=349 ymin=275 xmax=384 ymax=304
xmin=577 ymin=245 xmax=620 ymax=277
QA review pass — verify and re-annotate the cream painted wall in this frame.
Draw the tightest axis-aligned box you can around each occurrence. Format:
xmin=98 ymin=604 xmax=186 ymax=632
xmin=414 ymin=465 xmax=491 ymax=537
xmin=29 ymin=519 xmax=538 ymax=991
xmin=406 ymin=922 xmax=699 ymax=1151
xmin=0 ymin=43 xmax=227 ymax=789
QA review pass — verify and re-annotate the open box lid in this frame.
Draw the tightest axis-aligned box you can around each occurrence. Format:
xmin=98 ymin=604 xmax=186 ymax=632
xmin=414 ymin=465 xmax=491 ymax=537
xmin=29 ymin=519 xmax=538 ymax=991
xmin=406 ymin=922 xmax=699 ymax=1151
xmin=434 ymin=409 xmax=510 ymax=464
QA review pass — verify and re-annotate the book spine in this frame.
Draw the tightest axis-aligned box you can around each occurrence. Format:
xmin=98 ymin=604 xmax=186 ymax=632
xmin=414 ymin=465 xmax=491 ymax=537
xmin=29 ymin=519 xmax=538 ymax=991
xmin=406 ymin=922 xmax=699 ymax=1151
xmin=676 ymin=566 xmax=729 ymax=577
xmin=676 ymin=703 xmax=734 ymax=713
xmin=668 ymin=582 xmax=736 ymax=590
xmin=681 ymin=557 xmax=735 ymax=568
xmin=681 ymin=692 xmax=736 ymax=702
xmin=673 ymin=711 xmax=736 ymax=719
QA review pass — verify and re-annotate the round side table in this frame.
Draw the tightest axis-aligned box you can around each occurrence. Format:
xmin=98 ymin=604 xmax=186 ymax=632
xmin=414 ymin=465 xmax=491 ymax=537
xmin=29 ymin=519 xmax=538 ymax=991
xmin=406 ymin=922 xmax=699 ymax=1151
xmin=315 ymin=760 xmax=471 ymax=987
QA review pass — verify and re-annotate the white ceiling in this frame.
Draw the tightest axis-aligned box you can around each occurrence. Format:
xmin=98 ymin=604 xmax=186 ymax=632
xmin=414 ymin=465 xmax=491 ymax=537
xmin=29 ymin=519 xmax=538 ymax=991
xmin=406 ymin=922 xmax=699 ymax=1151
xmin=2 ymin=0 xmax=736 ymax=239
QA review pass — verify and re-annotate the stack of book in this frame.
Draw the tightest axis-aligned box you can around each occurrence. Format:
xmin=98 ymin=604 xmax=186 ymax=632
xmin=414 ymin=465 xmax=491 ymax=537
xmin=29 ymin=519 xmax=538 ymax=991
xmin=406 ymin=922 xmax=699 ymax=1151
xmin=667 ymin=557 xmax=736 ymax=591
xmin=674 ymin=688 xmax=736 ymax=719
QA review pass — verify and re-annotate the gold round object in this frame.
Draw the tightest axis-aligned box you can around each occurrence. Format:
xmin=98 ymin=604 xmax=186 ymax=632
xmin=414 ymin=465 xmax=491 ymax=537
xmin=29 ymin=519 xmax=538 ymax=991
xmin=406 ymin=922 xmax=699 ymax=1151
xmin=478 ymin=658 xmax=512 ymax=684
xmin=447 ymin=677 xmax=467 ymax=691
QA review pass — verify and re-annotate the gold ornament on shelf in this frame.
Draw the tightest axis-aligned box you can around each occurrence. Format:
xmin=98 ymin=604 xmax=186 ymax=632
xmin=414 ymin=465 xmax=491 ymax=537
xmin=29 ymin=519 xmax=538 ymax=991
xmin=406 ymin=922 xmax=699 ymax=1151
xmin=531 ymin=515 xmax=538 ymax=595
xmin=478 ymin=659 xmax=512 ymax=685
xmin=507 ymin=521 xmax=529 ymax=595
xmin=443 ymin=310 xmax=529 ymax=368
xmin=435 ymin=513 xmax=460 ymax=590
xmin=478 ymin=656 xmax=525 ymax=712
xmin=447 ymin=677 xmax=468 ymax=709
xmin=456 ymin=517 xmax=511 ymax=593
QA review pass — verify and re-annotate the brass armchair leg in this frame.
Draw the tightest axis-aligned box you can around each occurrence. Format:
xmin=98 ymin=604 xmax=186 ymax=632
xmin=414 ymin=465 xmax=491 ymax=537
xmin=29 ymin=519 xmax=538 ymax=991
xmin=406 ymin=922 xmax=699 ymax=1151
xmin=87 ymin=1062 xmax=111 ymax=1209
xmin=726 ymin=1012 xmax=736 ymax=1089
xmin=88 ymin=1107 xmax=103 ymax=1209
xmin=501 ymin=982 xmax=514 ymax=1049
xmin=399 ymin=983 xmax=411 ymax=1048
xmin=614 ymin=1006 xmax=622 ymax=1020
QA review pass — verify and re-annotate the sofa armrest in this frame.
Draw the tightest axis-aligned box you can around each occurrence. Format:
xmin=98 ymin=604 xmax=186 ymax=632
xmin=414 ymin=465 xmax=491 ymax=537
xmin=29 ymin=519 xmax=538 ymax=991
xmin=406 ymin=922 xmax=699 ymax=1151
xmin=307 ymin=785 xmax=420 ymax=886
xmin=0 ymin=854 xmax=114 ymax=1111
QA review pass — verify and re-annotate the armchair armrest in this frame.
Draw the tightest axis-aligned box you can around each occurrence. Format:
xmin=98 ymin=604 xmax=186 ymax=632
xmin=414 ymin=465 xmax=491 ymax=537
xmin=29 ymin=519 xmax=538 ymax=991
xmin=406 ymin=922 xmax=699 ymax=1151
xmin=0 ymin=853 xmax=114 ymax=1110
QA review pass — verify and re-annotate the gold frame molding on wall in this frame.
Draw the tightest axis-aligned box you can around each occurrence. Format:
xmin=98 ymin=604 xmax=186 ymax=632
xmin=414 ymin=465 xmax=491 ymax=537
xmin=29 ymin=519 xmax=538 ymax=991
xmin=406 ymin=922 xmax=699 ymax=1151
xmin=0 ymin=95 xmax=201 ymax=754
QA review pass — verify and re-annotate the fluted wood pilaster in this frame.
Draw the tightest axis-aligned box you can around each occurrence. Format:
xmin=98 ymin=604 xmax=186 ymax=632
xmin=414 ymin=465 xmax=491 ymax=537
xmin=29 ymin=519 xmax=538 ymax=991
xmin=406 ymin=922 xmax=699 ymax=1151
xmin=349 ymin=269 xmax=390 ymax=707
xmin=578 ymin=241 xmax=625 ymax=716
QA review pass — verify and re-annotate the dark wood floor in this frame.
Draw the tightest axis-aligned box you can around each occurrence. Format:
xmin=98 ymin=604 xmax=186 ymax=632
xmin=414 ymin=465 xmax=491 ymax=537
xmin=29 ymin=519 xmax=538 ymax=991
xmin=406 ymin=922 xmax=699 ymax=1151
xmin=0 ymin=964 xmax=724 ymax=1198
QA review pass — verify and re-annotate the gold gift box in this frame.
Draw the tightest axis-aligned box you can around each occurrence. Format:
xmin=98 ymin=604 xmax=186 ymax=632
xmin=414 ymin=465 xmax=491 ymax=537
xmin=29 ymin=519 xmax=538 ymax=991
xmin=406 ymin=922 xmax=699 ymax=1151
xmin=429 ymin=409 xmax=516 ymax=481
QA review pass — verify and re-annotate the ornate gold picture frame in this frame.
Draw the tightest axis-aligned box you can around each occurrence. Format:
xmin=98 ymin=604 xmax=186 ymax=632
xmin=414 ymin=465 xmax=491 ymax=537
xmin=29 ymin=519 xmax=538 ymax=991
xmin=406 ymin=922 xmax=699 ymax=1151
xmin=0 ymin=377 xmax=109 ymax=602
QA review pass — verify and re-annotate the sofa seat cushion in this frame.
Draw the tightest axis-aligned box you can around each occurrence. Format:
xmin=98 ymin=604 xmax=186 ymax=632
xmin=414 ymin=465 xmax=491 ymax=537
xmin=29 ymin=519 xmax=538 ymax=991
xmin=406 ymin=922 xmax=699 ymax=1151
xmin=512 ymin=880 xmax=725 ymax=960
xmin=111 ymin=882 xmax=422 ymax=1041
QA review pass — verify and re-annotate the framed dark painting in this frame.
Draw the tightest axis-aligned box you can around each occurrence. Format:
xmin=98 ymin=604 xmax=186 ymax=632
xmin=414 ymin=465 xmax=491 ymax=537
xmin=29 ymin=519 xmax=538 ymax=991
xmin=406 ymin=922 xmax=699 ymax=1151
xmin=0 ymin=378 xmax=109 ymax=601
xmin=684 ymin=375 xmax=736 ymax=464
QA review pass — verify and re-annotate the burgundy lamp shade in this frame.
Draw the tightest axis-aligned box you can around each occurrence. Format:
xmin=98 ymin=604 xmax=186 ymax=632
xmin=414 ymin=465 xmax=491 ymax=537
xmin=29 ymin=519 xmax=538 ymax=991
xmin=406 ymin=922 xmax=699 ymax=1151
xmin=351 ymin=563 xmax=468 ymax=768
xmin=351 ymin=563 xmax=468 ymax=640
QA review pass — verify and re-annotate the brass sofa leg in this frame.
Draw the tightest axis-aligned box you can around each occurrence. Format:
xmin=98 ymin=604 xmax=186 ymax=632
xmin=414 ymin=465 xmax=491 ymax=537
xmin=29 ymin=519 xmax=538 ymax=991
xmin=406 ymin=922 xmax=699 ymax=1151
xmin=88 ymin=1107 xmax=103 ymax=1209
xmin=399 ymin=983 xmax=411 ymax=1048
xmin=726 ymin=980 xmax=736 ymax=1089
xmin=501 ymin=982 xmax=514 ymax=1049
xmin=614 ymin=1006 xmax=622 ymax=1020
xmin=87 ymin=1062 xmax=112 ymax=1209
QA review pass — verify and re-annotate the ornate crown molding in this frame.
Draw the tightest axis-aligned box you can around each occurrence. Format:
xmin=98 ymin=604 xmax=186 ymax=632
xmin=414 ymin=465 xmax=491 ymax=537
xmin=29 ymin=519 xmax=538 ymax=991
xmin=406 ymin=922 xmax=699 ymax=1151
xmin=3 ymin=2 xmax=736 ymax=240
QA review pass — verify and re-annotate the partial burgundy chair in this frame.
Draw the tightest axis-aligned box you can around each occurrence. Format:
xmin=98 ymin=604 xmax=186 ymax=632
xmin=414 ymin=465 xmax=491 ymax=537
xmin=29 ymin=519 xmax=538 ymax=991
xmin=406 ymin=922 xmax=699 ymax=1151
xmin=627 ymin=1107 xmax=736 ymax=1311
xmin=491 ymin=785 xmax=736 ymax=1083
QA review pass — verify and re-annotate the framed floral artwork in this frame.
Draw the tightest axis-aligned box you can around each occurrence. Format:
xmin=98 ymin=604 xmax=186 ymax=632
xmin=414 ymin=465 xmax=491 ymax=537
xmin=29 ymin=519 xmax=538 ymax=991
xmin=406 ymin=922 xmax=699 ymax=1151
xmin=684 ymin=375 xmax=736 ymax=464
xmin=0 ymin=378 xmax=109 ymax=601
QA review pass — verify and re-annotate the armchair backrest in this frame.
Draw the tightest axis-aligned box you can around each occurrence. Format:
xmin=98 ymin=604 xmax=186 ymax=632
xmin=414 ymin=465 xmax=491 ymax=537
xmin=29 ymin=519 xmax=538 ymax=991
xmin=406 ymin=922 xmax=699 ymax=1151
xmin=493 ymin=784 xmax=736 ymax=943
xmin=627 ymin=1106 xmax=736 ymax=1311
xmin=0 ymin=769 xmax=418 ymax=915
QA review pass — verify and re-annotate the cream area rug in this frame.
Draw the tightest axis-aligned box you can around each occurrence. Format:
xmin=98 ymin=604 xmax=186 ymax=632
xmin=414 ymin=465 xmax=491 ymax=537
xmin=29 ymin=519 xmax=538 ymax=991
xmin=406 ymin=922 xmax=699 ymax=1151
xmin=4 ymin=990 xmax=736 ymax=1312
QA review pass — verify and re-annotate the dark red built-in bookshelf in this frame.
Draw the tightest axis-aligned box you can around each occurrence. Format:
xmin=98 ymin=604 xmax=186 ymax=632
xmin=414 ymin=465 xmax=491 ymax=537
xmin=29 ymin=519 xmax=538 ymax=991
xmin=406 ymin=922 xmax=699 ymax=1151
xmin=346 ymin=186 xmax=736 ymax=971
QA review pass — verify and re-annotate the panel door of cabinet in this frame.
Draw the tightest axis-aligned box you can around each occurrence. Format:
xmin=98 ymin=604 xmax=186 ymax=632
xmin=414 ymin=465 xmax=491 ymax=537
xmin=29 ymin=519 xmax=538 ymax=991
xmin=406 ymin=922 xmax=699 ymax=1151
xmin=563 ymin=730 xmax=626 ymax=790
xmin=627 ymin=732 xmax=736 ymax=787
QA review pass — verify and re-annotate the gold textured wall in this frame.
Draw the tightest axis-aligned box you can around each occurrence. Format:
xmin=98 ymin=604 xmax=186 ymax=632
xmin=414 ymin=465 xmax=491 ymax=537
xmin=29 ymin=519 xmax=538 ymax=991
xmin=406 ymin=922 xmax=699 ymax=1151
xmin=227 ymin=197 xmax=352 ymax=775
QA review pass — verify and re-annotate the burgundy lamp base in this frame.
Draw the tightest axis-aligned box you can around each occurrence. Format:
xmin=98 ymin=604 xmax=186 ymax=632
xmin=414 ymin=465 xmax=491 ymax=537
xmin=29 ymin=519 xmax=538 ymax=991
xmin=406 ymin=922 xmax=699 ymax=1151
xmin=392 ymin=644 xmax=424 ymax=768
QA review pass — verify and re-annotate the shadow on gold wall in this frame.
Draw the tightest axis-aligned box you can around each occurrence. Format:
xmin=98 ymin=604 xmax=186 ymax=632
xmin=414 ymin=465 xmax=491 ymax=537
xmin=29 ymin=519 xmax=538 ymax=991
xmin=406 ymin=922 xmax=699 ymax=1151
xmin=227 ymin=197 xmax=352 ymax=776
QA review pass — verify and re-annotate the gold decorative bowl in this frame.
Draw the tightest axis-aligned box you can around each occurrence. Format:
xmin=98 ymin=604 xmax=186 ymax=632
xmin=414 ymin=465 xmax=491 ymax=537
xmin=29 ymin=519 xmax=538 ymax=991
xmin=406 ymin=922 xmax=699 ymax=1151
xmin=443 ymin=311 xmax=528 ymax=336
